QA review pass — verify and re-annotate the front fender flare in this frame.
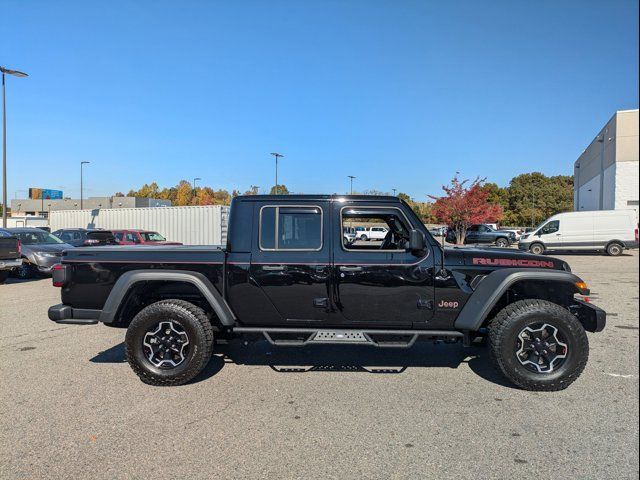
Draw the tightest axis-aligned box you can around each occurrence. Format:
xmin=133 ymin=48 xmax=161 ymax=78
xmin=98 ymin=270 xmax=236 ymax=326
xmin=454 ymin=268 xmax=583 ymax=331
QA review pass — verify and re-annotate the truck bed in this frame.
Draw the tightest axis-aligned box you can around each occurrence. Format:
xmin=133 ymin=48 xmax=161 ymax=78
xmin=61 ymin=245 xmax=226 ymax=310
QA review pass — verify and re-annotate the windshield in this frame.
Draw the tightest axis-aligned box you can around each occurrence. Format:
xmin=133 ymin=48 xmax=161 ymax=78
xmin=140 ymin=232 xmax=166 ymax=242
xmin=13 ymin=230 xmax=65 ymax=245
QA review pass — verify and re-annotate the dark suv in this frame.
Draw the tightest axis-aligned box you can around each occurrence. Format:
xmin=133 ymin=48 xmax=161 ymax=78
xmin=446 ymin=224 xmax=515 ymax=247
xmin=53 ymin=229 xmax=117 ymax=247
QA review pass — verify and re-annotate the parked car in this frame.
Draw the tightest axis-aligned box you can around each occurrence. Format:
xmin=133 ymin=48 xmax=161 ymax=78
xmin=112 ymin=229 xmax=182 ymax=246
xmin=357 ymin=226 xmax=388 ymax=241
xmin=0 ymin=228 xmax=73 ymax=278
xmin=464 ymin=224 xmax=516 ymax=247
xmin=519 ymin=210 xmax=639 ymax=256
xmin=0 ymin=232 xmax=22 ymax=284
xmin=53 ymin=228 xmax=118 ymax=247
xmin=342 ymin=227 xmax=356 ymax=245
xmin=49 ymin=194 xmax=605 ymax=391
xmin=429 ymin=226 xmax=447 ymax=237
xmin=498 ymin=228 xmax=523 ymax=241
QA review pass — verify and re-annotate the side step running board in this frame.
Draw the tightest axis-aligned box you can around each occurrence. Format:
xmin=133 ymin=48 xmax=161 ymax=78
xmin=233 ymin=327 xmax=463 ymax=348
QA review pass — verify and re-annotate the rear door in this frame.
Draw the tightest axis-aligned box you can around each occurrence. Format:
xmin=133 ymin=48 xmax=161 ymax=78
xmin=249 ymin=202 xmax=335 ymax=324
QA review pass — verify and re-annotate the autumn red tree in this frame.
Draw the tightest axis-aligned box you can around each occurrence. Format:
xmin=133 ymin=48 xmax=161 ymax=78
xmin=430 ymin=175 xmax=503 ymax=244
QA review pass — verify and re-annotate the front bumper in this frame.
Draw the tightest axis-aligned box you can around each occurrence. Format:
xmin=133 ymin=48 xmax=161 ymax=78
xmin=0 ymin=258 xmax=22 ymax=270
xmin=571 ymin=299 xmax=606 ymax=333
xmin=48 ymin=304 xmax=100 ymax=325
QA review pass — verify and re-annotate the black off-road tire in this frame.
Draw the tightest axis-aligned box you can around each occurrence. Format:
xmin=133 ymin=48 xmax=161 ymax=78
xmin=0 ymin=270 xmax=9 ymax=284
xmin=488 ymin=299 xmax=589 ymax=391
xmin=529 ymin=243 xmax=545 ymax=255
xmin=495 ymin=237 xmax=510 ymax=248
xmin=125 ymin=299 xmax=214 ymax=386
xmin=606 ymin=242 xmax=624 ymax=257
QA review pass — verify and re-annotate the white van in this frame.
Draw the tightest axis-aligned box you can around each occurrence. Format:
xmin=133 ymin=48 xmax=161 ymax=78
xmin=519 ymin=210 xmax=639 ymax=256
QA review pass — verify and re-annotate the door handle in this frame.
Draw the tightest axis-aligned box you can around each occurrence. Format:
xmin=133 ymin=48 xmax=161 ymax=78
xmin=339 ymin=266 xmax=363 ymax=272
xmin=262 ymin=265 xmax=285 ymax=271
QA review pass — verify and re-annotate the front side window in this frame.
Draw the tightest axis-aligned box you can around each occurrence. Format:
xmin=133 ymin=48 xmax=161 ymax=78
xmin=260 ymin=206 xmax=322 ymax=251
xmin=140 ymin=232 xmax=166 ymax=242
xmin=540 ymin=221 xmax=560 ymax=235
xmin=341 ymin=207 xmax=411 ymax=251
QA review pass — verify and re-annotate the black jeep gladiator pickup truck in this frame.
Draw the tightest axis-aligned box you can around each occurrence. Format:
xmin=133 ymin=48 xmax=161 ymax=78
xmin=49 ymin=195 xmax=606 ymax=390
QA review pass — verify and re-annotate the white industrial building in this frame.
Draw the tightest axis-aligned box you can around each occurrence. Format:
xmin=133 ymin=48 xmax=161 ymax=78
xmin=574 ymin=109 xmax=639 ymax=218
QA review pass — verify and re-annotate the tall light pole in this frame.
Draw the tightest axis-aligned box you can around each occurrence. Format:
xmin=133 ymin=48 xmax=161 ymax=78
xmin=348 ymin=175 xmax=356 ymax=195
xmin=193 ymin=177 xmax=201 ymax=195
xmin=80 ymin=161 xmax=90 ymax=209
xmin=1 ymin=66 xmax=28 ymax=227
xmin=392 ymin=188 xmax=397 ymax=196
xmin=270 ymin=152 xmax=284 ymax=194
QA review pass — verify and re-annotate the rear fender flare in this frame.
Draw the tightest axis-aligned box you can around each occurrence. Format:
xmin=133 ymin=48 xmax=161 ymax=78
xmin=454 ymin=269 xmax=583 ymax=331
xmin=98 ymin=270 xmax=236 ymax=326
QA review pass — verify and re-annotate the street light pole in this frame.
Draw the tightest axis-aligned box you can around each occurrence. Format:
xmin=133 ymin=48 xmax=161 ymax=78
xmin=193 ymin=177 xmax=201 ymax=194
xmin=270 ymin=153 xmax=284 ymax=194
xmin=1 ymin=66 xmax=28 ymax=227
xmin=348 ymin=175 xmax=356 ymax=195
xmin=80 ymin=161 xmax=90 ymax=209
xmin=392 ymin=188 xmax=397 ymax=196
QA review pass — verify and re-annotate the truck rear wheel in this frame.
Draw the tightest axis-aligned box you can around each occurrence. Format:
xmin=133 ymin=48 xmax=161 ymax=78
xmin=606 ymin=242 xmax=624 ymax=257
xmin=488 ymin=299 xmax=589 ymax=391
xmin=125 ymin=299 xmax=214 ymax=386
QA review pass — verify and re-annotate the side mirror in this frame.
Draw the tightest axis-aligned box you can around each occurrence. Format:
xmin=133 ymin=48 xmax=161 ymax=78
xmin=409 ymin=229 xmax=425 ymax=253
xmin=536 ymin=231 xmax=542 ymax=237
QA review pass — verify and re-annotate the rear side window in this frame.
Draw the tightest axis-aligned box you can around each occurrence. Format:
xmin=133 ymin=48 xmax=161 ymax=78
xmin=260 ymin=206 xmax=322 ymax=251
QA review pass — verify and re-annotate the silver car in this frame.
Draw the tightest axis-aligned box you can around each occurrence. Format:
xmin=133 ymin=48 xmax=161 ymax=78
xmin=0 ymin=228 xmax=73 ymax=279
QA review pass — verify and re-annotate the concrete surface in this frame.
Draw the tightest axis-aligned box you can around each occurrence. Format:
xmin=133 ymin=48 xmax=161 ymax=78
xmin=1 ymin=251 xmax=638 ymax=479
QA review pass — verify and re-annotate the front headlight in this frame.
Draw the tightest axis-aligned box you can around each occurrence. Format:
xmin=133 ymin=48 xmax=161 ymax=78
xmin=38 ymin=252 xmax=60 ymax=258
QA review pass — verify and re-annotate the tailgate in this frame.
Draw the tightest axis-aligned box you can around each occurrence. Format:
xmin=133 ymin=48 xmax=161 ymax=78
xmin=0 ymin=237 xmax=20 ymax=260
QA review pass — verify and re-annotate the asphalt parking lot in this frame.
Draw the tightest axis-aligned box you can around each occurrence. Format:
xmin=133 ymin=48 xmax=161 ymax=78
xmin=1 ymin=251 xmax=638 ymax=479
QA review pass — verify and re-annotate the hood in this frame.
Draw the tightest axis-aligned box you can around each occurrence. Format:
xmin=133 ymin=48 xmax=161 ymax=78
xmin=21 ymin=243 xmax=73 ymax=254
xmin=444 ymin=246 xmax=569 ymax=271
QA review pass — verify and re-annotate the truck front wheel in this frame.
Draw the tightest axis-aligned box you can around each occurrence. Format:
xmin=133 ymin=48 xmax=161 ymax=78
xmin=125 ymin=299 xmax=214 ymax=386
xmin=488 ymin=299 xmax=589 ymax=391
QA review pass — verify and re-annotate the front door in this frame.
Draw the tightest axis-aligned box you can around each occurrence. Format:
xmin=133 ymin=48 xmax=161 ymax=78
xmin=250 ymin=203 xmax=334 ymax=324
xmin=332 ymin=203 xmax=435 ymax=328
xmin=537 ymin=220 xmax=562 ymax=248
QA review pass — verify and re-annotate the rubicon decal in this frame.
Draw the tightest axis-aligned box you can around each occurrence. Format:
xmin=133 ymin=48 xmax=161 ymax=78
xmin=472 ymin=258 xmax=555 ymax=268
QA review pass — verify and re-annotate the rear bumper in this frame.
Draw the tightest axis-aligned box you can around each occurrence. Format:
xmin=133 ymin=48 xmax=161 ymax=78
xmin=48 ymin=304 xmax=101 ymax=325
xmin=623 ymin=240 xmax=639 ymax=249
xmin=572 ymin=299 xmax=606 ymax=333
xmin=0 ymin=258 xmax=22 ymax=270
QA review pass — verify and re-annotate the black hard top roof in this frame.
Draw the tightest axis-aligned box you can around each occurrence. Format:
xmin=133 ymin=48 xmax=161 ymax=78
xmin=234 ymin=194 xmax=403 ymax=203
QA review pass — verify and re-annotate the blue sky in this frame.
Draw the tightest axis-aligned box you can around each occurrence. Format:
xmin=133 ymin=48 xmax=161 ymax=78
xmin=2 ymin=0 xmax=638 ymax=201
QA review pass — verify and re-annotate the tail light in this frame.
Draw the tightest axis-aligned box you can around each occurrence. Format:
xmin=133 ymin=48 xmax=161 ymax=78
xmin=16 ymin=239 xmax=21 ymax=255
xmin=52 ymin=263 xmax=69 ymax=287
xmin=635 ymin=228 xmax=638 ymax=243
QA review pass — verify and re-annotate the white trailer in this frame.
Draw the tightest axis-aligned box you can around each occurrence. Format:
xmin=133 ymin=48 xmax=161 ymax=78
xmin=49 ymin=205 xmax=229 ymax=245
xmin=5 ymin=216 xmax=49 ymax=228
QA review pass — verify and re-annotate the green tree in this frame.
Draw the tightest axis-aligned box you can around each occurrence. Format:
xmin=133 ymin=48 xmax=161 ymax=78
xmin=270 ymin=184 xmax=289 ymax=195
xmin=504 ymin=173 xmax=573 ymax=227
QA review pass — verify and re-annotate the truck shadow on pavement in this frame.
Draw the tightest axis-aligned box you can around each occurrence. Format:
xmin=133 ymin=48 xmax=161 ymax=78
xmin=90 ymin=340 xmax=515 ymax=389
